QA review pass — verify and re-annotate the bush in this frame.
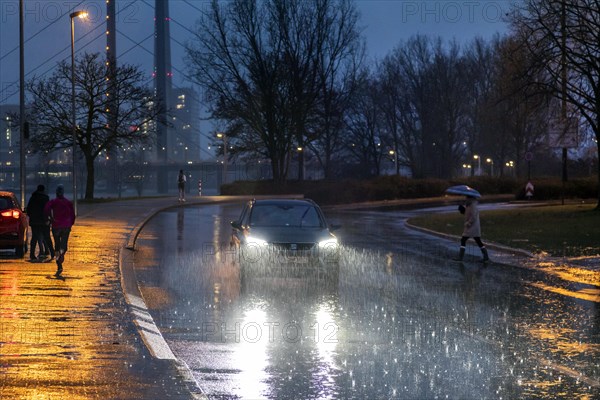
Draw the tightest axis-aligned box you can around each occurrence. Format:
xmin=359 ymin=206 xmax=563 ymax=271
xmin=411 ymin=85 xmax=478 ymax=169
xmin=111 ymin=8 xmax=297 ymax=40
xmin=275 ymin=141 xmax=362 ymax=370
xmin=514 ymin=177 xmax=598 ymax=200
xmin=222 ymin=176 xmax=598 ymax=205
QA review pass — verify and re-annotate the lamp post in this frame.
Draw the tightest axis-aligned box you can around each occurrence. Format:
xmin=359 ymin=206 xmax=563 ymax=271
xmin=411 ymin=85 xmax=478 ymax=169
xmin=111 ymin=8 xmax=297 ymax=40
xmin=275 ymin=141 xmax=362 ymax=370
xmin=217 ymin=132 xmax=227 ymax=185
xmin=70 ymin=10 xmax=87 ymax=215
xmin=473 ymin=154 xmax=481 ymax=176
xmin=19 ymin=0 xmax=25 ymax=208
xmin=462 ymin=164 xmax=472 ymax=177
xmin=505 ymin=160 xmax=514 ymax=177
xmin=486 ymin=158 xmax=494 ymax=176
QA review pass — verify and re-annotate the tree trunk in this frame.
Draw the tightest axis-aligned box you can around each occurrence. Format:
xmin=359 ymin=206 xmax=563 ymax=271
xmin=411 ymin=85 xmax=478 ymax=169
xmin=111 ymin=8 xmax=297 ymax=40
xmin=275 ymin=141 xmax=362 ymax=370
xmin=85 ymin=156 xmax=95 ymax=200
xmin=596 ymin=134 xmax=600 ymax=211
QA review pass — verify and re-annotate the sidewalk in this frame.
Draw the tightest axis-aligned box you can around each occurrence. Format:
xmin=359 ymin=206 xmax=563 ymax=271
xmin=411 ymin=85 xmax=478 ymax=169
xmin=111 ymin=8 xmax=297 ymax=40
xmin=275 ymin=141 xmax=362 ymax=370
xmin=0 ymin=196 xmax=219 ymax=400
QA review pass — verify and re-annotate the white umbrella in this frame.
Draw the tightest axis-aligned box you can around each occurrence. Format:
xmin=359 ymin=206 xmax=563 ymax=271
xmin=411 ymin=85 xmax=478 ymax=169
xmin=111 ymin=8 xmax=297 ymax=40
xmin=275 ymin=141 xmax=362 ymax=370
xmin=445 ymin=185 xmax=481 ymax=198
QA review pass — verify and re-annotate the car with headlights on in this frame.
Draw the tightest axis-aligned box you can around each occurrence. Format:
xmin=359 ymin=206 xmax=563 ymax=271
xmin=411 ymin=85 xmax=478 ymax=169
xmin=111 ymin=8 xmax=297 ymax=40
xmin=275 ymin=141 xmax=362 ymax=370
xmin=0 ymin=191 xmax=29 ymax=258
xmin=230 ymin=198 xmax=340 ymax=274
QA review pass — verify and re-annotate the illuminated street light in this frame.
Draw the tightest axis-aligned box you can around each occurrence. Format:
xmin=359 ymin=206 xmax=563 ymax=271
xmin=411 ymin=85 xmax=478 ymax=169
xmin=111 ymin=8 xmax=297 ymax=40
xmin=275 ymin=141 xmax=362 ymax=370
xmin=462 ymin=164 xmax=472 ymax=177
xmin=505 ymin=160 xmax=515 ymax=177
xmin=486 ymin=158 xmax=494 ymax=176
xmin=473 ymin=154 xmax=481 ymax=176
xmin=217 ymin=132 xmax=227 ymax=184
xmin=70 ymin=9 xmax=87 ymax=215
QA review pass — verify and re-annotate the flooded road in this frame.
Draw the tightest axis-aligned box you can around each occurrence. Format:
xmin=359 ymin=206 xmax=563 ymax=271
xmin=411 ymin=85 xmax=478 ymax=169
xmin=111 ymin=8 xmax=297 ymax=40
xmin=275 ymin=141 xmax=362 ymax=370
xmin=133 ymin=203 xmax=600 ymax=399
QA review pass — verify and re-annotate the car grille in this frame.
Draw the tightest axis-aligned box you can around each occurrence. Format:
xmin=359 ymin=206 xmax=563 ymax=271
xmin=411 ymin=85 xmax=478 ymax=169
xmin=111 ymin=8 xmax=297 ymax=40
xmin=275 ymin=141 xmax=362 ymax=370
xmin=271 ymin=242 xmax=315 ymax=251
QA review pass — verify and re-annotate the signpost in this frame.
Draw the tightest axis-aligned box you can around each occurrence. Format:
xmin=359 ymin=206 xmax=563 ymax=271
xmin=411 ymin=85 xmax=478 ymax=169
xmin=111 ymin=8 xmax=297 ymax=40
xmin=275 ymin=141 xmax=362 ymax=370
xmin=525 ymin=151 xmax=533 ymax=181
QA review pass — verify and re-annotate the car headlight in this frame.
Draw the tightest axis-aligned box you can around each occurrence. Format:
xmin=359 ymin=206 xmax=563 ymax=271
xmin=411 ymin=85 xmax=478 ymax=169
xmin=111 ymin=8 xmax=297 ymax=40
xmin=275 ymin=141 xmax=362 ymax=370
xmin=318 ymin=237 xmax=338 ymax=248
xmin=246 ymin=236 xmax=268 ymax=246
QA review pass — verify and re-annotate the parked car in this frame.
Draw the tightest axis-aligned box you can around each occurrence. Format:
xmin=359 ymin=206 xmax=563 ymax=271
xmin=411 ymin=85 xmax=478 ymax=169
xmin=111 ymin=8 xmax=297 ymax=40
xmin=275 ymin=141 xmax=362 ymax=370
xmin=230 ymin=198 xmax=340 ymax=272
xmin=0 ymin=191 xmax=29 ymax=258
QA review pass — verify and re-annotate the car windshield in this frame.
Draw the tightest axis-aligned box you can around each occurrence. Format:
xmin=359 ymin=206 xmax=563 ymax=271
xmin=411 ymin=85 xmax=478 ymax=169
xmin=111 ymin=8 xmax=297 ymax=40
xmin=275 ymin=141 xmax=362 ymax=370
xmin=249 ymin=204 xmax=323 ymax=228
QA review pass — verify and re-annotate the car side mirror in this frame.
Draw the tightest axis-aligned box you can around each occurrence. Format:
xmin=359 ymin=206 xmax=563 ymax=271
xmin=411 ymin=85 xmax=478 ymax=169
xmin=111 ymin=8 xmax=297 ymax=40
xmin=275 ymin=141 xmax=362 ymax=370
xmin=231 ymin=221 xmax=242 ymax=230
xmin=329 ymin=224 xmax=341 ymax=232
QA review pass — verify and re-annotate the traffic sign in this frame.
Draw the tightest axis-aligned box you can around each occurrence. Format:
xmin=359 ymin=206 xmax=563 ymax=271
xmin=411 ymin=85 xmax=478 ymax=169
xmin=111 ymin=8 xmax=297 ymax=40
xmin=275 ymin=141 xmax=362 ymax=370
xmin=525 ymin=181 xmax=534 ymax=199
xmin=548 ymin=117 xmax=579 ymax=148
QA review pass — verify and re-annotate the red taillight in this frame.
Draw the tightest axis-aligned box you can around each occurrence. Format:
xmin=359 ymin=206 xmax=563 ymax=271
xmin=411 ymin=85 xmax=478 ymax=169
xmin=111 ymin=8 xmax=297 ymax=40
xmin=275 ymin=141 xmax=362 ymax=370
xmin=0 ymin=210 xmax=20 ymax=219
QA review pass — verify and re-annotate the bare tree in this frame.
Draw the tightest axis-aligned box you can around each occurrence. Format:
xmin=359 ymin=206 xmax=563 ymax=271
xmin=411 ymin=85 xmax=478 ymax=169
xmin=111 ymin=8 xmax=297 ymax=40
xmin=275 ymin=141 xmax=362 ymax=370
xmin=425 ymin=39 xmax=471 ymax=179
xmin=309 ymin=0 xmax=364 ymax=179
xmin=379 ymin=35 xmax=434 ymax=178
xmin=511 ymin=0 xmax=600 ymax=208
xmin=462 ymin=37 xmax=499 ymax=176
xmin=27 ymin=53 xmax=159 ymax=199
xmin=186 ymin=0 xmax=362 ymax=183
xmin=377 ymin=36 xmax=470 ymax=179
xmin=490 ymin=36 xmax=550 ymax=177
xmin=344 ymin=71 xmax=386 ymax=177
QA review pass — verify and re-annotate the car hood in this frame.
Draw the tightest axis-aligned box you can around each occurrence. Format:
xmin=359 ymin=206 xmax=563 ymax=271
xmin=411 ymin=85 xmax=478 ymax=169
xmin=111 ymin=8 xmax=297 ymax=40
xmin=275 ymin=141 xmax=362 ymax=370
xmin=247 ymin=226 xmax=333 ymax=244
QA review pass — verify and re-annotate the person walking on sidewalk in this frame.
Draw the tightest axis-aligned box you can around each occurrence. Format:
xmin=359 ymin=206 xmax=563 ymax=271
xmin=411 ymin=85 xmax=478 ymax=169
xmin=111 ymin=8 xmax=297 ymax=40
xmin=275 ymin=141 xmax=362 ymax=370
xmin=44 ymin=185 xmax=75 ymax=277
xmin=26 ymin=184 xmax=51 ymax=261
xmin=455 ymin=195 xmax=489 ymax=263
xmin=177 ymin=169 xmax=187 ymax=202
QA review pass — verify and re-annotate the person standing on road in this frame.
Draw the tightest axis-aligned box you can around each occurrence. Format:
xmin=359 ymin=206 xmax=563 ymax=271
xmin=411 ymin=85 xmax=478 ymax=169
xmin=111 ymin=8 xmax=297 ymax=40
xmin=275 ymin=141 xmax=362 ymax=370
xmin=455 ymin=195 xmax=490 ymax=263
xmin=44 ymin=185 xmax=75 ymax=277
xmin=26 ymin=184 xmax=51 ymax=261
xmin=178 ymin=169 xmax=187 ymax=202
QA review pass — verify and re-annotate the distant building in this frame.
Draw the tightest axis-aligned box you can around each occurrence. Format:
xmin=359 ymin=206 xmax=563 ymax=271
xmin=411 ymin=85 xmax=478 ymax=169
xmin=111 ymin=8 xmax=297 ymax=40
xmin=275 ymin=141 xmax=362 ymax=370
xmin=0 ymin=105 xmax=19 ymax=188
xmin=169 ymin=87 xmax=201 ymax=164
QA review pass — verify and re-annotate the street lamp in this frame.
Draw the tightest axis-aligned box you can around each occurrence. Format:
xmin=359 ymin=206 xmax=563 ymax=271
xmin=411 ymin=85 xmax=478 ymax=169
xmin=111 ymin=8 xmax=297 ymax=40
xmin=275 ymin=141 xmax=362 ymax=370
xmin=462 ymin=164 xmax=472 ymax=177
xmin=473 ymin=154 xmax=481 ymax=176
xmin=70 ymin=10 xmax=87 ymax=215
xmin=505 ymin=160 xmax=515 ymax=177
xmin=486 ymin=158 xmax=494 ymax=176
xmin=216 ymin=132 xmax=227 ymax=184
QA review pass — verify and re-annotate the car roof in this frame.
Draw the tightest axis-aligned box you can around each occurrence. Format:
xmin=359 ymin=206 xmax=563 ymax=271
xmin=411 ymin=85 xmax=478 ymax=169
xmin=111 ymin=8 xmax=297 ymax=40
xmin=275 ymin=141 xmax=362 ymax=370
xmin=0 ymin=191 xmax=16 ymax=197
xmin=250 ymin=198 xmax=318 ymax=207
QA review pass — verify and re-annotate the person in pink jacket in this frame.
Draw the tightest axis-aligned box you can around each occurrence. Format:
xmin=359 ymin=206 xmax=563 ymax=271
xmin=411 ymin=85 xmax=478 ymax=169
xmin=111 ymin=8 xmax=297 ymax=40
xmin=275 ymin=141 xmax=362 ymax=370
xmin=44 ymin=185 xmax=75 ymax=277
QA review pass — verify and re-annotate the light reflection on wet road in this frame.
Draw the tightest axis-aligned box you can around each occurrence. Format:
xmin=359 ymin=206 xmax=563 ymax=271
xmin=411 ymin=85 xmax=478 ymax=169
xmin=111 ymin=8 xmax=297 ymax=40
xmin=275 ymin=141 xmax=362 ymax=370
xmin=134 ymin=203 xmax=600 ymax=399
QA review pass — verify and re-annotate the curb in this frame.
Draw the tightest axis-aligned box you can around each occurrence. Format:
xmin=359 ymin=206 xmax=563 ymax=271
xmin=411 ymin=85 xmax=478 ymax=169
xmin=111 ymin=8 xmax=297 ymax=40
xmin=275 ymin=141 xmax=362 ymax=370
xmin=117 ymin=196 xmax=259 ymax=399
xmin=118 ymin=199 xmax=217 ymax=400
xmin=404 ymin=221 xmax=537 ymax=263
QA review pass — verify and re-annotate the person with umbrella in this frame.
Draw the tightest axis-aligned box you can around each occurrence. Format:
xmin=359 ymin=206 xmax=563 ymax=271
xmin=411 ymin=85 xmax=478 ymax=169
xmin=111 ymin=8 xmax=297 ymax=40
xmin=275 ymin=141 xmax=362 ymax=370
xmin=446 ymin=185 xmax=490 ymax=263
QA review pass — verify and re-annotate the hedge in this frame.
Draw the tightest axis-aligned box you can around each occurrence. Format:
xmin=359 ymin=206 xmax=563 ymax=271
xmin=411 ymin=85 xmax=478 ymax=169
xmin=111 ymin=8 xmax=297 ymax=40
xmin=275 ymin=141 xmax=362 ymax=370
xmin=220 ymin=176 xmax=598 ymax=205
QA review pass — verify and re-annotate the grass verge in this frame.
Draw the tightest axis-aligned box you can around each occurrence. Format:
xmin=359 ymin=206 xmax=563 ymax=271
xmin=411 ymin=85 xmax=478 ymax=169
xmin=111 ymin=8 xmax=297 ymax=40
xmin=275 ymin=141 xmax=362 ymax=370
xmin=407 ymin=203 xmax=600 ymax=257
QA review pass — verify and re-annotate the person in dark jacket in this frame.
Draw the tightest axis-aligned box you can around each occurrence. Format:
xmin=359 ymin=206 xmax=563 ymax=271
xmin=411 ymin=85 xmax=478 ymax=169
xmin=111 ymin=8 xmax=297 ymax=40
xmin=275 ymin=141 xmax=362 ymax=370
xmin=44 ymin=185 xmax=75 ymax=277
xmin=26 ymin=184 xmax=52 ymax=261
xmin=177 ymin=169 xmax=186 ymax=202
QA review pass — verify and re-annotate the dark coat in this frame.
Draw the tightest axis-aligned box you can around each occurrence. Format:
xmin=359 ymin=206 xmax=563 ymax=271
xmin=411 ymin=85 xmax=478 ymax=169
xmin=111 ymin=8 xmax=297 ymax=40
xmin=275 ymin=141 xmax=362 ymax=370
xmin=26 ymin=190 xmax=50 ymax=226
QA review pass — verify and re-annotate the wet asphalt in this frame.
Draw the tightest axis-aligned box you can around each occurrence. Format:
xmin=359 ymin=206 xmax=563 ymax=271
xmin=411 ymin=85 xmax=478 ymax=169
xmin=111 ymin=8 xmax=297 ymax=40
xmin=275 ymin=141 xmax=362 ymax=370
xmin=133 ymin=201 xmax=600 ymax=399
xmin=1 ymin=196 xmax=598 ymax=399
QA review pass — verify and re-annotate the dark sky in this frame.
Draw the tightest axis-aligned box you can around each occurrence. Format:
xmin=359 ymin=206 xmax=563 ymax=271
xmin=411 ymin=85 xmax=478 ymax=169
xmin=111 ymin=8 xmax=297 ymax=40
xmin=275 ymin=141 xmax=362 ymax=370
xmin=0 ymin=0 xmax=510 ymax=105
